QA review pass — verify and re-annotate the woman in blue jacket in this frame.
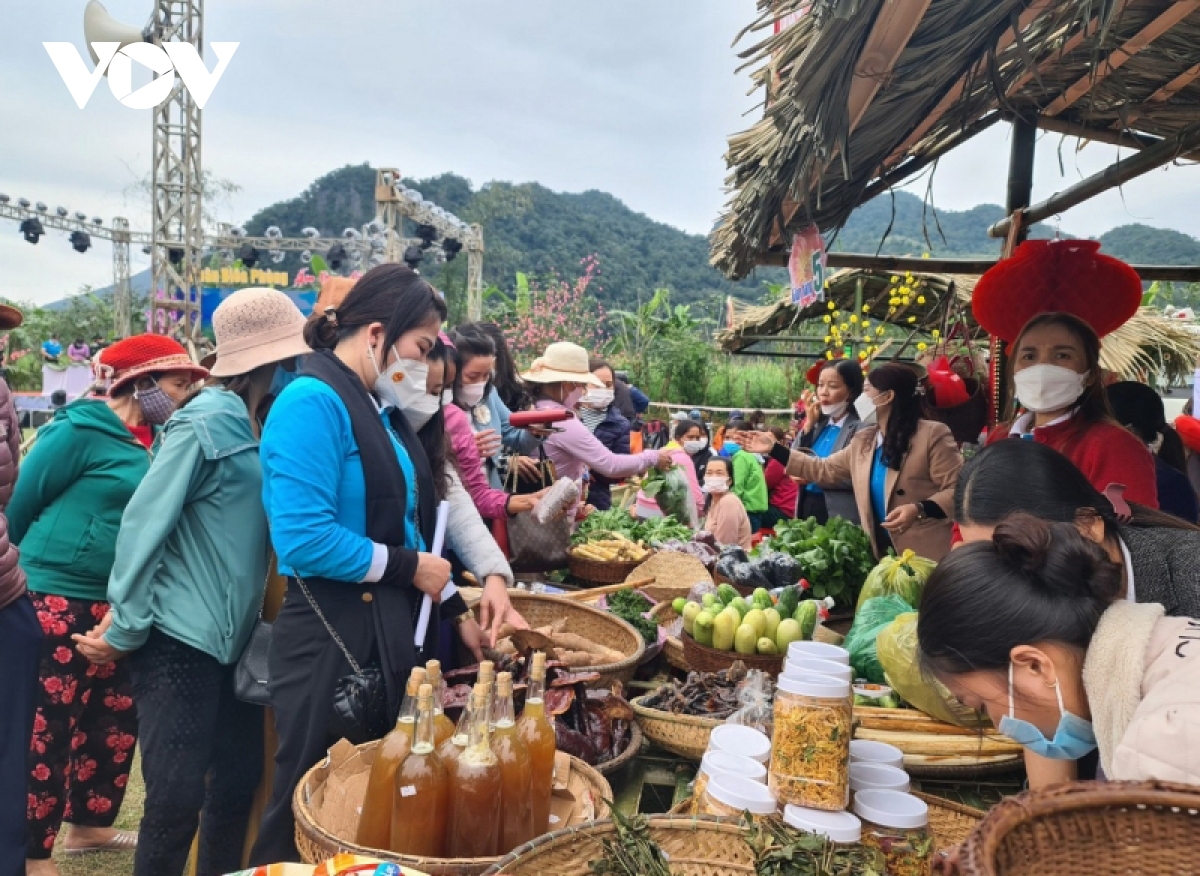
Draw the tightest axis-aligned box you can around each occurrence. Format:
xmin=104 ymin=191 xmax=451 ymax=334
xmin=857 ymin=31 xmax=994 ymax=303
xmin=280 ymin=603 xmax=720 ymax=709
xmin=73 ymin=288 xmax=312 ymax=876
xmin=251 ymin=265 xmax=522 ymax=863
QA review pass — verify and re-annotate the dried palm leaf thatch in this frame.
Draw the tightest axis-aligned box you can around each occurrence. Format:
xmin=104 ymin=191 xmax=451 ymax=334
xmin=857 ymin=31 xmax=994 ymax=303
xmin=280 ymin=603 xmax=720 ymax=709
xmin=1100 ymin=308 xmax=1200 ymax=384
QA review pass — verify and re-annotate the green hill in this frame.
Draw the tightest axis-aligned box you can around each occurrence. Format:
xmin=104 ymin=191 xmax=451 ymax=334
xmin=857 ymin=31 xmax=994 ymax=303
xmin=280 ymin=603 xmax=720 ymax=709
xmin=239 ymin=166 xmax=1200 ymax=311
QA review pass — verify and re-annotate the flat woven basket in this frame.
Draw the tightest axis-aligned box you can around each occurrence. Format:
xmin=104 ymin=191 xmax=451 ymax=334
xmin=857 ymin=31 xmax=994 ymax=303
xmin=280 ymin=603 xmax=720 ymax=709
xmin=293 ymin=742 xmax=612 ymax=876
xmin=568 ymin=552 xmax=650 ymax=585
xmin=680 ymin=629 xmax=785 ymax=676
xmin=648 ymin=601 xmax=688 ymax=672
xmin=631 ymin=694 xmax=721 ymax=761
xmin=625 ymin=552 xmax=713 ymax=603
xmin=481 ymin=814 xmax=756 ymax=875
xmin=962 ymin=780 xmax=1200 ymax=876
xmin=853 ymin=706 xmax=1023 ymax=779
xmin=492 ymin=592 xmax=646 ymax=688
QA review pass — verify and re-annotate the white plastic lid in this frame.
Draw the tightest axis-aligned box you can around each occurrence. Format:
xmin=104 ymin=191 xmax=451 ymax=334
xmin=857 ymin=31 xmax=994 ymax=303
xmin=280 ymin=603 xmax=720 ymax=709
xmin=709 ymin=723 xmax=772 ymax=764
xmin=785 ymin=656 xmax=854 ymax=684
xmin=776 ymin=672 xmax=852 ymax=700
xmin=783 ymin=805 xmax=863 ymax=844
xmin=787 ymin=641 xmax=850 ymax=665
xmin=850 ymin=739 xmax=905 ymax=770
xmin=853 ymin=789 xmax=929 ymax=830
xmin=707 ymin=773 xmax=778 ymax=816
xmin=849 ymin=762 xmax=910 ymax=793
xmin=700 ymin=750 xmax=767 ymax=784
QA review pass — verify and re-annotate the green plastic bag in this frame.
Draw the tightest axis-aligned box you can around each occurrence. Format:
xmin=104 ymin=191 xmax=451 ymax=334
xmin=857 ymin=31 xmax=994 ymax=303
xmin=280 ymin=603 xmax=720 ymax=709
xmin=856 ymin=549 xmax=936 ymax=613
xmin=877 ymin=612 xmax=988 ymax=728
xmin=843 ymin=594 xmax=913 ymax=684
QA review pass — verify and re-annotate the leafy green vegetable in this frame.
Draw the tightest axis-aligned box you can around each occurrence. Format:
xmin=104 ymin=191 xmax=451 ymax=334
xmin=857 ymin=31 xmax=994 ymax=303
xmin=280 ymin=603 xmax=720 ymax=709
xmin=640 ymin=465 xmax=697 ymax=526
xmin=605 ymin=590 xmax=657 ymax=646
xmin=570 ymin=509 xmax=691 ymax=547
xmin=756 ymin=517 xmax=875 ymax=610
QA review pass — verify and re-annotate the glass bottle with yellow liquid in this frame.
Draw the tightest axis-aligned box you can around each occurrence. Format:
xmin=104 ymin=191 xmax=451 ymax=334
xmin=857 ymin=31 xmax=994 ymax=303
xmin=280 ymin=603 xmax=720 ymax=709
xmin=437 ymin=661 xmax=494 ymax=770
xmin=390 ymin=683 xmax=449 ymax=856
xmin=443 ymin=682 xmax=501 ymax=859
xmin=517 ymin=651 xmax=556 ymax=837
xmin=356 ymin=666 xmax=425 ymax=848
xmin=425 ymin=659 xmax=457 ymax=747
xmin=492 ymin=671 xmax=535 ymax=853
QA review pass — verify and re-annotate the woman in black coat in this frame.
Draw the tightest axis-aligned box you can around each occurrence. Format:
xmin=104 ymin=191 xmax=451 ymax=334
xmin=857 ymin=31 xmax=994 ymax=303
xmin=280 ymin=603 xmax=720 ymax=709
xmin=791 ymin=359 xmax=866 ymax=523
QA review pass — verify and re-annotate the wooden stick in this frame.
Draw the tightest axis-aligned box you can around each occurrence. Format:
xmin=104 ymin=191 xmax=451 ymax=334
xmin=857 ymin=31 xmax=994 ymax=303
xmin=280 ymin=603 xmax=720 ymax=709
xmin=561 ymin=578 xmax=657 ymax=602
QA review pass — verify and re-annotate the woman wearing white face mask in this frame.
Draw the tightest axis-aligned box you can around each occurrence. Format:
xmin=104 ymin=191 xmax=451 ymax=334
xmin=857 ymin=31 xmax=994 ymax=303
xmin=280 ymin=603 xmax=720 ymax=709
xmin=523 ymin=343 xmax=672 ymax=520
xmin=738 ymin=363 xmax=963 ymax=561
xmin=577 ymin=359 xmax=631 ymax=511
xmin=635 ymin=417 xmax=705 ymax=521
xmin=792 ymin=358 xmax=866 ymax=524
xmin=987 ymin=312 xmax=1158 ymax=508
xmin=252 ymin=265 xmax=521 ymax=863
xmin=701 ymin=457 xmax=752 ymax=549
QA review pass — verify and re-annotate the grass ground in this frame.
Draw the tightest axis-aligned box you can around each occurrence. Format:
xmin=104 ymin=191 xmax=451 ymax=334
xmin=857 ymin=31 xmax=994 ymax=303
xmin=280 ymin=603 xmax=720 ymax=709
xmin=53 ymin=754 xmax=142 ymax=876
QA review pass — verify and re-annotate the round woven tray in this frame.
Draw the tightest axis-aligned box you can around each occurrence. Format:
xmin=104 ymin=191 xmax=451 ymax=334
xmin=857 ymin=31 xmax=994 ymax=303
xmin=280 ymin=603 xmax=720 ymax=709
xmin=647 ymin=601 xmax=688 ymax=672
xmin=631 ymin=694 xmax=721 ymax=761
xmin=625 ymin=552 xmax=712 ymax=603
xmin=568 ymin=552 xmax=649 ymax=585
xmin=962 ymin=780 xmax=1200 ymax=876
xmin=594 ymin=719 xmax=643 ymax=776
xmin=293 ymin=743 xmax=613 ymax=876
xmin=495 ymin=592 xmax=646 ymax=688
xmin=680 ymin=629 xmax=785 ymax=676
xmin=482 ymin=814 xmax=756 ymax=875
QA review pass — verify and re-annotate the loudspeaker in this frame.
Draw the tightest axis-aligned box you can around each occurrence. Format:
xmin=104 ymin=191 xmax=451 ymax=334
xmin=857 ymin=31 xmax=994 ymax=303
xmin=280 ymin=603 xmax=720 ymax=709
xmin=83 ymin=0 xmax=147 ymax=67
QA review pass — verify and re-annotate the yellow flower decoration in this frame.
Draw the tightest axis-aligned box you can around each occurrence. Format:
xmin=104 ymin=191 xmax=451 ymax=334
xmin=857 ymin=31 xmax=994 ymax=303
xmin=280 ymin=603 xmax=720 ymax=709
xmin=825 ymin=351 xmax=834 ymax=360
xmin=907 ymin=316 xmax=917 ymax=324
xmin=828 ymin=301 xmax=836 ymax=311
xmin=822 ymin=314 xmax=832 ymax=323
xmin=862 ymin=305 xmax=871 ymax=313
xmin=839 ymin=324 xmax=849 ymax=333
xmin=849 ymin=315 xmax=859 ymax=324
xmin=890 ymin=275 xmax=899 ymax=283
xmin=921 ymin=253 xmax=930 ymax=259
xmin=824 ymin=335 xmax=832 ymax=344
xmin=917 ymin=295 xmax=926 ymax=305
xmin=889 ymin=297 xmax=900 ymax=306
xmin=932 ymin=329 xmax=941 ymax=339
xmin=917 ymin=342 xmax=928 ymax=351
xmin=876 ymin=327 xmax=885 ymax=336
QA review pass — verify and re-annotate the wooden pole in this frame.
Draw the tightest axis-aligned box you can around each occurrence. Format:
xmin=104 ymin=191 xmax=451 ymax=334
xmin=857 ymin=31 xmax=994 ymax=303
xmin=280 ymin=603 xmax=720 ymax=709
xmin=989 ymin=122 xmax=1200 ymax=238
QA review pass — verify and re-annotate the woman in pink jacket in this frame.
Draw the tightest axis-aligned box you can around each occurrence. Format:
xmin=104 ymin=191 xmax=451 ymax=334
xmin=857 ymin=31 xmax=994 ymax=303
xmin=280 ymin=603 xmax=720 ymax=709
xmin=520 ymin=342 xmax=671 ymax=515
xmin=918 ymin=513 xmax=1200 ymax=787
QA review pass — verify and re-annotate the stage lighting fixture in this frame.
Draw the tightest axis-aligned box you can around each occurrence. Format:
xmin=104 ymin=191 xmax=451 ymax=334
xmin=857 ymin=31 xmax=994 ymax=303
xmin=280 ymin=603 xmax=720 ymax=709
xmin=270 ymin=250 xmax=285 ymax=264
xmin=0 ymin=194 xmax=9 ymax=203
xmin=56 ymin=206 xmax=68 ymax=217
xmin=20 ymin=218 xmax=43 ymax=244
xmin=35 ymin=202 xmax=47 ymax=212
xmin=326 ymin=244 xmax=348 ymax=272
xmin=17 ymin=198 xmax=30 ymax=208
xmin=167 ymin=247 xmax=184 ymax=265
xmin=416 ymin=224 xmax=437 ymax=249
xmin=301 ymin=227 xmax=320 ymax=238
xmin=403 ymin=245 xmax=424 ymax=270
xmin=237 ymin=243 xmax=260 ymax=268
xmin=74 ymin=211 xmax=87 ymax=222
xmin=69 ymin=230 xmax=92 ymax=253
xmin=443 ymin=238 xmax=462 ymax=261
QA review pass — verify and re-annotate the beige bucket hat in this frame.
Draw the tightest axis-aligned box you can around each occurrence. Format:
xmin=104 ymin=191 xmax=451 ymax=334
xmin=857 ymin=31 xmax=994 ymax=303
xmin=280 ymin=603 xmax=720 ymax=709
xmin=208 ymin=288 xmax=311 ymax=377
xmin=520 ymin=341 xmax=604 ymax=387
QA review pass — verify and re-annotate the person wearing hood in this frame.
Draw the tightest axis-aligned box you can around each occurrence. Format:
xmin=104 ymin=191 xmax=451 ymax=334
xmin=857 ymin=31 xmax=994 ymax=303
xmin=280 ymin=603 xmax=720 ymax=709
xmin=10 ymin=334 xmax=206 ymax=871
xmin=72 ymin=290 xmax=311 ymax=876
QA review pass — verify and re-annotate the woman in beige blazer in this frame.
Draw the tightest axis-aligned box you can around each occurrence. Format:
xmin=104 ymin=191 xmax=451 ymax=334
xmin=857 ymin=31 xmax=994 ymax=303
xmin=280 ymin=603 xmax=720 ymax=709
xmin=739 ymin=363 xmax=963 ymax=561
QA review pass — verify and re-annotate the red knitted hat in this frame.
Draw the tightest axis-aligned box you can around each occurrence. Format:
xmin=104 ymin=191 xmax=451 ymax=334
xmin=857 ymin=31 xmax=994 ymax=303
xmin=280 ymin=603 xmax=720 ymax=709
xmin=98 ymin=334 xmax=208 ymax=393
xmin=972 ymin=239 xmax=1142 ymax=343
xmin=806 ymin=360 xmax=826 ymax=386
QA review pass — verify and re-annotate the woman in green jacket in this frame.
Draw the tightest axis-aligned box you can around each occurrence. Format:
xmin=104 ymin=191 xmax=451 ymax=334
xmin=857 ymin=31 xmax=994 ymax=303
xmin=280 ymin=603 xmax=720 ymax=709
xmin=10 ymin=334 xmax=205 ymax=872
xmin=73 ymin=289 xmax=311 ymax=876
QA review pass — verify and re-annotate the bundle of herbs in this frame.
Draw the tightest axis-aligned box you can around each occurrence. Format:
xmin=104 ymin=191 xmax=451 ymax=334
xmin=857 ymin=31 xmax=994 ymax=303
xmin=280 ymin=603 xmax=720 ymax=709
xmin=744 ymin=815 xmax=885 ymax=876
xmin=604 ymin=589 xmax=659 ymax=647
xmin=588 ymin=809 xmax=671 ymax=876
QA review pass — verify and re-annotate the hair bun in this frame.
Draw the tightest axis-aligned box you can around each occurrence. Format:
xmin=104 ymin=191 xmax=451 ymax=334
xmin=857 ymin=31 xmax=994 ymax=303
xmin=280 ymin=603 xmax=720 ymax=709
xmin=992 ymin=513 xmax=1122 ymax=601
xmin=991 ymin=513 xmax=1054 ymax=575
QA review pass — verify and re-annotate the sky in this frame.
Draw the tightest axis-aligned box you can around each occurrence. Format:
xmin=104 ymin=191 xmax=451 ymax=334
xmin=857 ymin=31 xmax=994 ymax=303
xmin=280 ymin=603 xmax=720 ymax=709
xmin=3 ymin=0 xmax=1200 ymax=306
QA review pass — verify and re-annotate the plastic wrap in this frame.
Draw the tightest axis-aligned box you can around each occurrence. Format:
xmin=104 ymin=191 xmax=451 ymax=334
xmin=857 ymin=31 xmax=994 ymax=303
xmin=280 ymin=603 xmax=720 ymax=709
xmin=843 ymin=595 xmax=913 ymax=684
xmin=876 ymin=612 xmax=988 ymax=728
xmin=532 ymin=477 xmax=580 ymax=524
xmin=724 ymin=669 xmax=775 ymax=737
xmin=856 ymin=549 xmax=936 ymax=613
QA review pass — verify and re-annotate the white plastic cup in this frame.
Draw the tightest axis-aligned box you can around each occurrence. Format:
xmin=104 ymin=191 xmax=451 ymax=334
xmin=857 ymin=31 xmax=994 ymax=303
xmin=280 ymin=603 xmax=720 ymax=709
xmin=707 ymin=773 xmax=778 ymax=816
xmin=784 ymin=656 xmax=854 ymax=684
xmin=708 ymin=723 xmax=772 ymax=764
xmin=783 ymin=805 xmax=862 ymax=844
xmin=849 ymin=739 xmax=905 ymax=770
xmin=787 ymin=640 xmax=850 ymax=665
xmin=849 ymin=762 xmax=910 ymax=794
xmin=853 ymin=789 xmax=929 ymax=830
xmin=699 ymin=750 xmax=767 ymax=785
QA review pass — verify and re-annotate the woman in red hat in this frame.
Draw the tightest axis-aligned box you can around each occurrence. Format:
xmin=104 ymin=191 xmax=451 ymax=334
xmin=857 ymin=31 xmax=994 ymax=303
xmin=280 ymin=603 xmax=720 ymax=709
xmin=974 ymin=240 xmax=1158 ymax=508
xmin=9 ymin=334 xmax=205 ymax=873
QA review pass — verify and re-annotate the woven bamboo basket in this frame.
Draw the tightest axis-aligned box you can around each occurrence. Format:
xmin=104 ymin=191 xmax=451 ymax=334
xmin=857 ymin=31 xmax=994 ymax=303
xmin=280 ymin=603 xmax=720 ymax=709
xmin=482 ymin=814 xmax=756 ymax=875
xmin=293 ymin=742 xmax=612 ymax=876
xmin=680 ymin=629 xmax=785 ymax=676
xmin=853 ymin=706 xmax=1023 ymax=778
xmin=625 ymin=552 xmax=712 ymax=603
xmin=962 ymin=780 xmax=1200 ymax=876
xmin=594 ymin=719 xmax=643 ymax=776
xmin=648 ymin=601 xmax=688 ymax=671
xmin=631 ymin=694 xmax=721 ymax=761
xmin=568 ymin=552 xmax=651 ymax=585
xmin=488 ymin=592 xmax=645 ymax=688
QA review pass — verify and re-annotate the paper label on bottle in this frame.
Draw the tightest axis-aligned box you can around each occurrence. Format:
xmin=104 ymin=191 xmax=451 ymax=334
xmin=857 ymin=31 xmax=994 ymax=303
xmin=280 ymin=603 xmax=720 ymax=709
xmin=549 ymin=814 xmax=561 ymax=824
xmin=400 ymin=785 xmax=417 ymax=798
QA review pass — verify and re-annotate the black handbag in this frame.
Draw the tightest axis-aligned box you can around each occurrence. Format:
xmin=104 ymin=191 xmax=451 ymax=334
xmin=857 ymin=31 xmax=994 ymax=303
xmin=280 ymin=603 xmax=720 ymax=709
xmin=233 ymin=559 xmax=276 ymax=706
xmin=296 ymin=576 xmax=390 ymax=745
xmin=503 ymin=447 xmax=571 ymax=571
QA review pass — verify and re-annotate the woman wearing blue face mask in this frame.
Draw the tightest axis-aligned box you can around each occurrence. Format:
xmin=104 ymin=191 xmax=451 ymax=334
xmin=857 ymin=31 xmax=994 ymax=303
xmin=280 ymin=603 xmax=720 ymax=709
xmin=918 ymin=513 xmax=1200 ymax=786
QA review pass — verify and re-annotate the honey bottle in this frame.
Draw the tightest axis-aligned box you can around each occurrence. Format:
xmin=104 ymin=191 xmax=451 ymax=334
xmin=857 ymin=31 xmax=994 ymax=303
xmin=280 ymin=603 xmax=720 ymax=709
xmin=390 ymin=683 xmax=449 ymax=856
xmin=492 ymin=671 xmax=535 ymax=852
xmin=517 ymin=651 xmax=556 ymax=836
xmin=437 ymin=661 xmax=494 ymax=769
xmin=356 ymin=666 xmax=425 ymax=849
xmin=443 ymin=682 xmax=501 ymax=858
xmin=424 ymin=659 xmax=457 ymax=747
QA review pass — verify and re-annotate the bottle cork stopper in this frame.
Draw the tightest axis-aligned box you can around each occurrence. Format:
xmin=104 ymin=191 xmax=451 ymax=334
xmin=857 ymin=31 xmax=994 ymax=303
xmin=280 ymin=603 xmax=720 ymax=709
xmin=472 ymin=682 xmax=489 ymax=707
xmin=407 ymin=666 xmax=427 ymax=695
xmin=497 ymin=672 xmax=513 ymax=695
xmin=418 ymin=683 xmax=433 ymax=708
xmin=531 ymin=651 xmax=546 ymax=677
xmin=425 ymin=659 xmax=442 ymax=682
xmin=479 ymin=660 xmax=495 ymax=683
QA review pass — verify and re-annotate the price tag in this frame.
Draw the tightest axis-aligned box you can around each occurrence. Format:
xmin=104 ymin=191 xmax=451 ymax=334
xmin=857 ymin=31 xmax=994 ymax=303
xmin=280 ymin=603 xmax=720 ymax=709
xmin=400 ymin=785 xmax=417 ymax=798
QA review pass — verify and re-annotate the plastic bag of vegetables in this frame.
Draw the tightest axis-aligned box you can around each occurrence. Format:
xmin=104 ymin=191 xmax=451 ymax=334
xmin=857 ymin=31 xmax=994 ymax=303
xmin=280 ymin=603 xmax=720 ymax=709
xmin=876 ymin=612 xmax=988 ymax=728
xmin=855 ymin=549 xmax=936 ymax=613
xmin=842 ymin=595 xmax=913 ymax=684
xmin=640 ymin=465 xmax=698 ymax=528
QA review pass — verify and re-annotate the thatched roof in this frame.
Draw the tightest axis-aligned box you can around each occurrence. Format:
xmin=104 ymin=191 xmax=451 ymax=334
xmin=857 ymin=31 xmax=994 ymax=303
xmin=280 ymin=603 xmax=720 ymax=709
xmin=713 ymin=0 xmax=1200 ymax=279
xmin=717 ymin=268 xmax=1200 ymax=383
